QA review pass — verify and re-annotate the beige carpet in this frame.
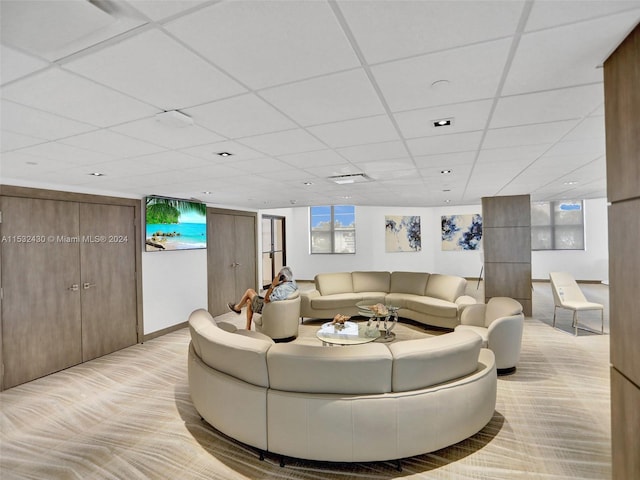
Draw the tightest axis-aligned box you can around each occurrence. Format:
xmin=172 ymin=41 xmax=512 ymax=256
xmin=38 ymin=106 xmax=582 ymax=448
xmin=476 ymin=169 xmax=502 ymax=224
xmin=0 ymin=282 xmax=611 ymax=479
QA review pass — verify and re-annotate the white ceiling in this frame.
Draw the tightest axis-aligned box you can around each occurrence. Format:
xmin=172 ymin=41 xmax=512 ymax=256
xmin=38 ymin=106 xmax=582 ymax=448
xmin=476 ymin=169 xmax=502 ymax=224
xmin=1 ymin=0 xmax=639 ymax=209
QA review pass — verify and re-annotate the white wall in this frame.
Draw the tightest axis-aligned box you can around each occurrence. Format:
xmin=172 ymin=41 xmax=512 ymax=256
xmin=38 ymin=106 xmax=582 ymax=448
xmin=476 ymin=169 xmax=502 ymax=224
xmin=142 ymin=248 xmax=208 ymax=334
xmin=141 ymin=198 xmax=608 ymax=334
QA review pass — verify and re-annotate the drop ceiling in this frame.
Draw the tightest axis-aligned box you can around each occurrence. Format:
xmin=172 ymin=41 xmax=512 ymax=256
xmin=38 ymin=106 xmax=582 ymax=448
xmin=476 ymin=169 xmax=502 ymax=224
xmin=1 ymin=0 xmax=639 ymax=209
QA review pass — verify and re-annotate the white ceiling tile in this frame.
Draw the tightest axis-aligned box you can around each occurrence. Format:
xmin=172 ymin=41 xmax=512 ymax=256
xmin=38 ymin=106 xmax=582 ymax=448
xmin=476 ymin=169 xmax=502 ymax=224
xmin=60 ymin=129 xmax=166 ymax=158
xmin=491 ymin=84 xmax=604 ymax=128
xmin=165 ymin=1 xmax=360 ymax=89
xmin=0 ymin=45 xmax=49 ymax=84
xmin=562 ymin=115 xmax=606 ymax=141
xmin=14 ymin=141 xmax=113 ymax=165
xmin=308 ymin=115 xmax=399 ymax=148
xmin=476 ymin=144 xmax=550 ymax=164
xmin=260 ymin=69 xmax=385 ymax=126
xmin=395 ymin=99 xmax=493 ymax=139
xmin=231 ymin=157 xmax=292 ymax=175
xmin=2 ymin=100 xmax=96 ymax=140
xmin=352 ymin=157 xmax=416 ymax=175
xmin=1 ymin=68 xmax=158 ymax=127
xmin=544 ymin=137 xmax=606 ymax=158
xmin=110 ymin=116 xmax=223 ymax=149
xmin=180 ymin=140 xmax=264 ymax=162
xmin=503 ymin=10 xmax=640 ymax=95
xmin=1 ymin=130 xmax=46 ymax=152
xmin=64 ymin=29 xmax=246 ymax=110
xmin=239 ymin=129 xmax=327 ymax=156
xmin=338 ymin=0 xmax=525 ymax=64
xmin=277 ymin=149 xmax=346 ymax=169
xmin=128 ymin=150 xmax=213 ymax=172
xmin=337 ymin=141 xmax=408 ymax=163
xmin=1 ymin=150 xmax=77 ymax=174
xmin=407 ymin=131 xmax=483 ymax=156
xmin=183 ymin=94 xmax=297 ymax=139
xmin=85 ymin=157 xmax=160 ymax=177
xmin=526 ymin=1 xmax=640 ymax=31
xmin=483 ymin=120 xmax=577 ymax=149
xmin=372 ymin=39 xmax=512 ymax=112
xmin=126 ymin=0 xmax=209 ymax=22
xmin=413 ymin=151 xmax=477 ymax=169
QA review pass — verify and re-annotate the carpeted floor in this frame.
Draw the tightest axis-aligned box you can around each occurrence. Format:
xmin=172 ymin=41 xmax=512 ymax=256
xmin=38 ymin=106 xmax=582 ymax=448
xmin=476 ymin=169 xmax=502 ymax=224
xmin=0 ymin=282 xmax=610 ymax=479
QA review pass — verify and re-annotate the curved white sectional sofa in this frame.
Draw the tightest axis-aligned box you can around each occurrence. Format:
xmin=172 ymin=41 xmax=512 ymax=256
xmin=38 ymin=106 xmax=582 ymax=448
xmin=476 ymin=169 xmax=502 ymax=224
xmin=300 ymin=271 xmax=475 ymax=329
xmin=188 ymin=308 xmax=497 ymax=465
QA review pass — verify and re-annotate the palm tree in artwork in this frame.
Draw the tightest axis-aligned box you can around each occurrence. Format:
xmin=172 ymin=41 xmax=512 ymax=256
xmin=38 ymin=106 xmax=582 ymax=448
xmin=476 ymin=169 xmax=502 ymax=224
xmin=145 ymin=197 xmax=206 ymax=250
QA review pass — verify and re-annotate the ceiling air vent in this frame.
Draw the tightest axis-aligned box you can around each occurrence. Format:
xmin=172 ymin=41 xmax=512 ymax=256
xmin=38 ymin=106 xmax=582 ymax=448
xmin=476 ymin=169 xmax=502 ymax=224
xmin=328 ymin=173 xmax=371 ymax=185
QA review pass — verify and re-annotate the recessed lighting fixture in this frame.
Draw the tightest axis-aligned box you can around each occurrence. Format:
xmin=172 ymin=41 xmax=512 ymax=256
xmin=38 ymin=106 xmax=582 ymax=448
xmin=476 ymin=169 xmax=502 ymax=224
xmin=88 ymin=172 xmax=105 ymax=176
xmin=216 ymin=152 xmax=232 ymax=157
xmin=202 ymin=191 xmax=212 ymax=195
xmin=444 ymin=199 xmax=451 ymax=204
xmin=563 ymin=181 xmax=578 ymax=185
xmin=434 ymin=118 xmax=453 ymax=127
xmin=303 ymin=181 xmax=313 ymax=186
xmin=441 ymin=169 xmax=452 ymax=174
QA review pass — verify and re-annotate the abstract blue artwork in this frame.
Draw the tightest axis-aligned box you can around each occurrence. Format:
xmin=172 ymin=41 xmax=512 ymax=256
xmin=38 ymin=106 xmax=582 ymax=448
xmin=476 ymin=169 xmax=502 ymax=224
xmin=441 ymin=214 xmax=483 ymax=251
xmin=385 ymin=215 xmax=421 ymax=252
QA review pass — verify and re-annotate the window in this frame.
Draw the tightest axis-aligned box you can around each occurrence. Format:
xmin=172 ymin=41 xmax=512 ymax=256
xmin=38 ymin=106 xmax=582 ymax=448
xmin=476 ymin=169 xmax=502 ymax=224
xmin=531 ymin=200 xmax=585 ymax=250
xmin=310 ymin=205 xmax=355 ymax=254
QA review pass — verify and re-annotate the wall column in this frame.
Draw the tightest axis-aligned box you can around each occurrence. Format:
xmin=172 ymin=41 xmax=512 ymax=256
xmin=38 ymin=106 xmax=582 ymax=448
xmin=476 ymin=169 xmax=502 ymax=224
xmin=604 ymin=23 xmax=640 ymax=479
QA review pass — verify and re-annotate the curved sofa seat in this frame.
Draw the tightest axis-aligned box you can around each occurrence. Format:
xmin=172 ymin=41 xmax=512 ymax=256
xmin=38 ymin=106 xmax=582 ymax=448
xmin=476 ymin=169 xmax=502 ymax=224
xmin=188 ymin=308 xmax=497 ymax=464
xmin=301 ymin=271 xmax=475 ymax=329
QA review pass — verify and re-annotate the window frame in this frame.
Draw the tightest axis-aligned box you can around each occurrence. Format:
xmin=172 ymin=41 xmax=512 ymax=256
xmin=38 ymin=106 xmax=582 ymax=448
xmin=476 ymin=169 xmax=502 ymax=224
xmin=309 ymin=205 xmax=356 ymax=254
xmin=531 ymin=200 xmax=585 ymax=251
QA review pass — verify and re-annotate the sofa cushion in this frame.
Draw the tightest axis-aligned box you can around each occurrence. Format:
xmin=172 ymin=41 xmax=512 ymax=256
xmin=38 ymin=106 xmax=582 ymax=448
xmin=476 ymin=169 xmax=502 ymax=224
xmin=388 ymin=330 xmax=482 ymax=392
xmin=188 ymin=309 xmax=273 ymax=388
xmin=425 ymin=274 xmax=466 ymax=302
xmin=405 ymin=296 xmax=459 ymax=318
xmin=315 ymin=272 xmax=354 ymax=296
xmin=310 ymin=293 xmax=362 ymax=310
xmin=390 ymin=271 xmax=430 ymax=295
xmin=267 ymin=343 xmax=393 ymax=394
xmin=352 ymin=271 xmax=390 ymax=293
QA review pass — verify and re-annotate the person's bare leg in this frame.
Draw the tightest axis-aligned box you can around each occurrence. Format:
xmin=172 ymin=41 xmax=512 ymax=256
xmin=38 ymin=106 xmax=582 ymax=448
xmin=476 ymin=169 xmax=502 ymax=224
xmin=245 ymin=303 xmax=254 ymax=330
xmin=232 ymin=288 xmax=257 ymax=312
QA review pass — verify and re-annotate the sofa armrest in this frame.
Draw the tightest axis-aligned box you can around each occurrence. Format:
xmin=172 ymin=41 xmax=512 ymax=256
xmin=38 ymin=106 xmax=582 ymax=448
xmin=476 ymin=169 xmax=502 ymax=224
xmin=487 ymin=314 xmax=524 ymax=369
xmin=459 ymin=303 xmax=487 ymax=326
xmin=300 ymin=289 xmax=319 ymax=317
xmin=455 ymin=295 xmax=477 ymax=312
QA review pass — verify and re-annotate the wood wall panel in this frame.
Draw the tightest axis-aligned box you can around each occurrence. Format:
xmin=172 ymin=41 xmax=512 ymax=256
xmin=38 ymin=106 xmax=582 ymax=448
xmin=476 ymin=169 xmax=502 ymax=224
xmin=604 ymin=23 xmax=640 ymax=480
xmin=483 ymin=227 xmax=532 ymax=263
xmin=482 ymin=195 xmax=532 ymax=228
xmin=484 ymin=263 xmax=532 ymax=299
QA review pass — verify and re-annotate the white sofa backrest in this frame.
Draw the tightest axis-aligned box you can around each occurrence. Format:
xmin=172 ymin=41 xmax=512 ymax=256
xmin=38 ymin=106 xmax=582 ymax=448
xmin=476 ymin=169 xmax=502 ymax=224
xmin=390 ymin=271 xmax=430 ymax=295
xmin=485 ymin=297 xmax=523 ymax=327
xmin=188 ymin=309 xmax=273 ymax=388
xmin=267 ymin=343 xmax=393 ymax=394
xmin=425 ymin=274 xmax=467 ymax=302
xmin=315 ymin=272 xmax=354 ymax=295
xmin=352 ymin=271 xmax=390 ymax=293
xmin=388 ymin=330 xmax=482 ymax=392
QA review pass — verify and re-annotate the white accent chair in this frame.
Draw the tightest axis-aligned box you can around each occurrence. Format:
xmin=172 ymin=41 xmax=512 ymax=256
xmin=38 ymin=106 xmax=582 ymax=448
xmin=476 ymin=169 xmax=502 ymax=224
xmin=253 ymin=292 xmax=301 ymax=341
xmin=549 ymin=271 xmax=604 ymax=336
xmin=455 ymin=297 xmax=524 ymax=374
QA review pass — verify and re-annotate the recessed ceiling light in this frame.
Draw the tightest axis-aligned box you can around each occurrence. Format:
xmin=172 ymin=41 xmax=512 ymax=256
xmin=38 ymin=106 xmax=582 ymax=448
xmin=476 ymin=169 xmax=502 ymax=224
xmin=155 ymin=110 xmax=193 ymax=128
xmin=88 ymin=172 xmax=105 ymax=176
xmin=202 ymin=191 xmax=212 ymax=195
xmin=216 ymin=152 xmax=232 ymax=157
xmin=329 ymin=173 xmax=371 ymax=184
xmin=444 ymin=199 xmax=451 ymax=204
xmin=441 ymin=169 xmax=452 ymax=174
xmin=563 ymin=181 xmax=578 ymax=185
xmin=303 ymin=181 xmax=313 ymax=186
xmin=434 ymin=118 xmax=453 ymax=127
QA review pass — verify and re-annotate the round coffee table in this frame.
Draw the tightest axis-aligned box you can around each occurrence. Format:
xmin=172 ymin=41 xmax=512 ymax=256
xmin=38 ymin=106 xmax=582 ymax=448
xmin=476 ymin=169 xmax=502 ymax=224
xmin=316 ymin=321 xmax=380 ymax=346
xmin=355 ymin=302 xmax=400 ymax=342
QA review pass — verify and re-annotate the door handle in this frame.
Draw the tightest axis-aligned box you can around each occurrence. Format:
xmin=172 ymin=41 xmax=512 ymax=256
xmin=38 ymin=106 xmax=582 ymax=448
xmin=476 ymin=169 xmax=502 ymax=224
xmin=83 ymin=282 xmax=96 ymax=290
xmin=69 ymin=284 xmax=79 ymax=291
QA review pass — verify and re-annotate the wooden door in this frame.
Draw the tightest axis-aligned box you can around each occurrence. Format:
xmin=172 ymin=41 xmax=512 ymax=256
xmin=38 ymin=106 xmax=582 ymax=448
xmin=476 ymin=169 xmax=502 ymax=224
xmin=207 ymin=213 xmax=238 ymax=316
xmin=1 ymin=197 xmax=83 ymax=389
xmin=234 ymin=215 xmax=256 ymax=296
xmin=79 ymin=203 xmax=138 ymax=362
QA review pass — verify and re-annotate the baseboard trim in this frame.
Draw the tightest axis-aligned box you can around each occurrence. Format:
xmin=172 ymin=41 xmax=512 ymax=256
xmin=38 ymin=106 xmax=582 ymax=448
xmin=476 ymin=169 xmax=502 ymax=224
xmin=143 ymin=321 xmax=188 ymax=343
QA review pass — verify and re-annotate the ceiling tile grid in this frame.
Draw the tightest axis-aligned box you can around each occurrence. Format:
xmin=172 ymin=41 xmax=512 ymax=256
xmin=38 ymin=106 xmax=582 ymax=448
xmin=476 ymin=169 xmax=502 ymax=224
xmin=1 ymin=0 xmax=639 ymax=208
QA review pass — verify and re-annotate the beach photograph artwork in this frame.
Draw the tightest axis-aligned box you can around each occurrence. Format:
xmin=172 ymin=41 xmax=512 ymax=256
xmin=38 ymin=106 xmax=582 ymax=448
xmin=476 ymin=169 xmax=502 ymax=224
xmin=145 ymin=197 xmax=207 ymax=251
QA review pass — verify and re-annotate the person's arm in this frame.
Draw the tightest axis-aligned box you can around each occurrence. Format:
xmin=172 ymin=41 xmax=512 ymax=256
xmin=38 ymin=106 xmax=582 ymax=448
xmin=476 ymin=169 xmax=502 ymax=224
xmin=264 ymin=275 xmax=283 ymax=303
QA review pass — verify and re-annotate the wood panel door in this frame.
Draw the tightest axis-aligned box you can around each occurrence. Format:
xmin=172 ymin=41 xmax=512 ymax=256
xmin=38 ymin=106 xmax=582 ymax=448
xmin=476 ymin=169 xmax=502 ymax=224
xmin=207 ymin=210 xmax=257 ymax=316
xmin=1 ymin=197 xmax=83 ymax=389
xmin=79 ymin=203 xmax=138 ymax=362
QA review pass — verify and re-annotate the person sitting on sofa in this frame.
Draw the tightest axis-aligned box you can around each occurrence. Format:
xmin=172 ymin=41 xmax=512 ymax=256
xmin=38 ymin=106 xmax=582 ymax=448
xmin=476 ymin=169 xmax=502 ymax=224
xmin=228 ymin=266 xmax=298 ymax=330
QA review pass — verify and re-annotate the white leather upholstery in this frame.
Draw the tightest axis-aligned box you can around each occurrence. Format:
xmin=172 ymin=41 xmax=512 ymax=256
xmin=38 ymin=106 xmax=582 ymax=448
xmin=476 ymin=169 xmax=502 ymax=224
xmin=254 ymin=292 xmax=301 ymax=340
xmin=300 ymin=271 xmax=471 ymax=329
xmin=188 ymin=308 xmax=497 ymax=463
xmin=456 ymin=297 xmax=524 ymax=372
xmin=549 ymin=271 xmax=604 ymax=335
